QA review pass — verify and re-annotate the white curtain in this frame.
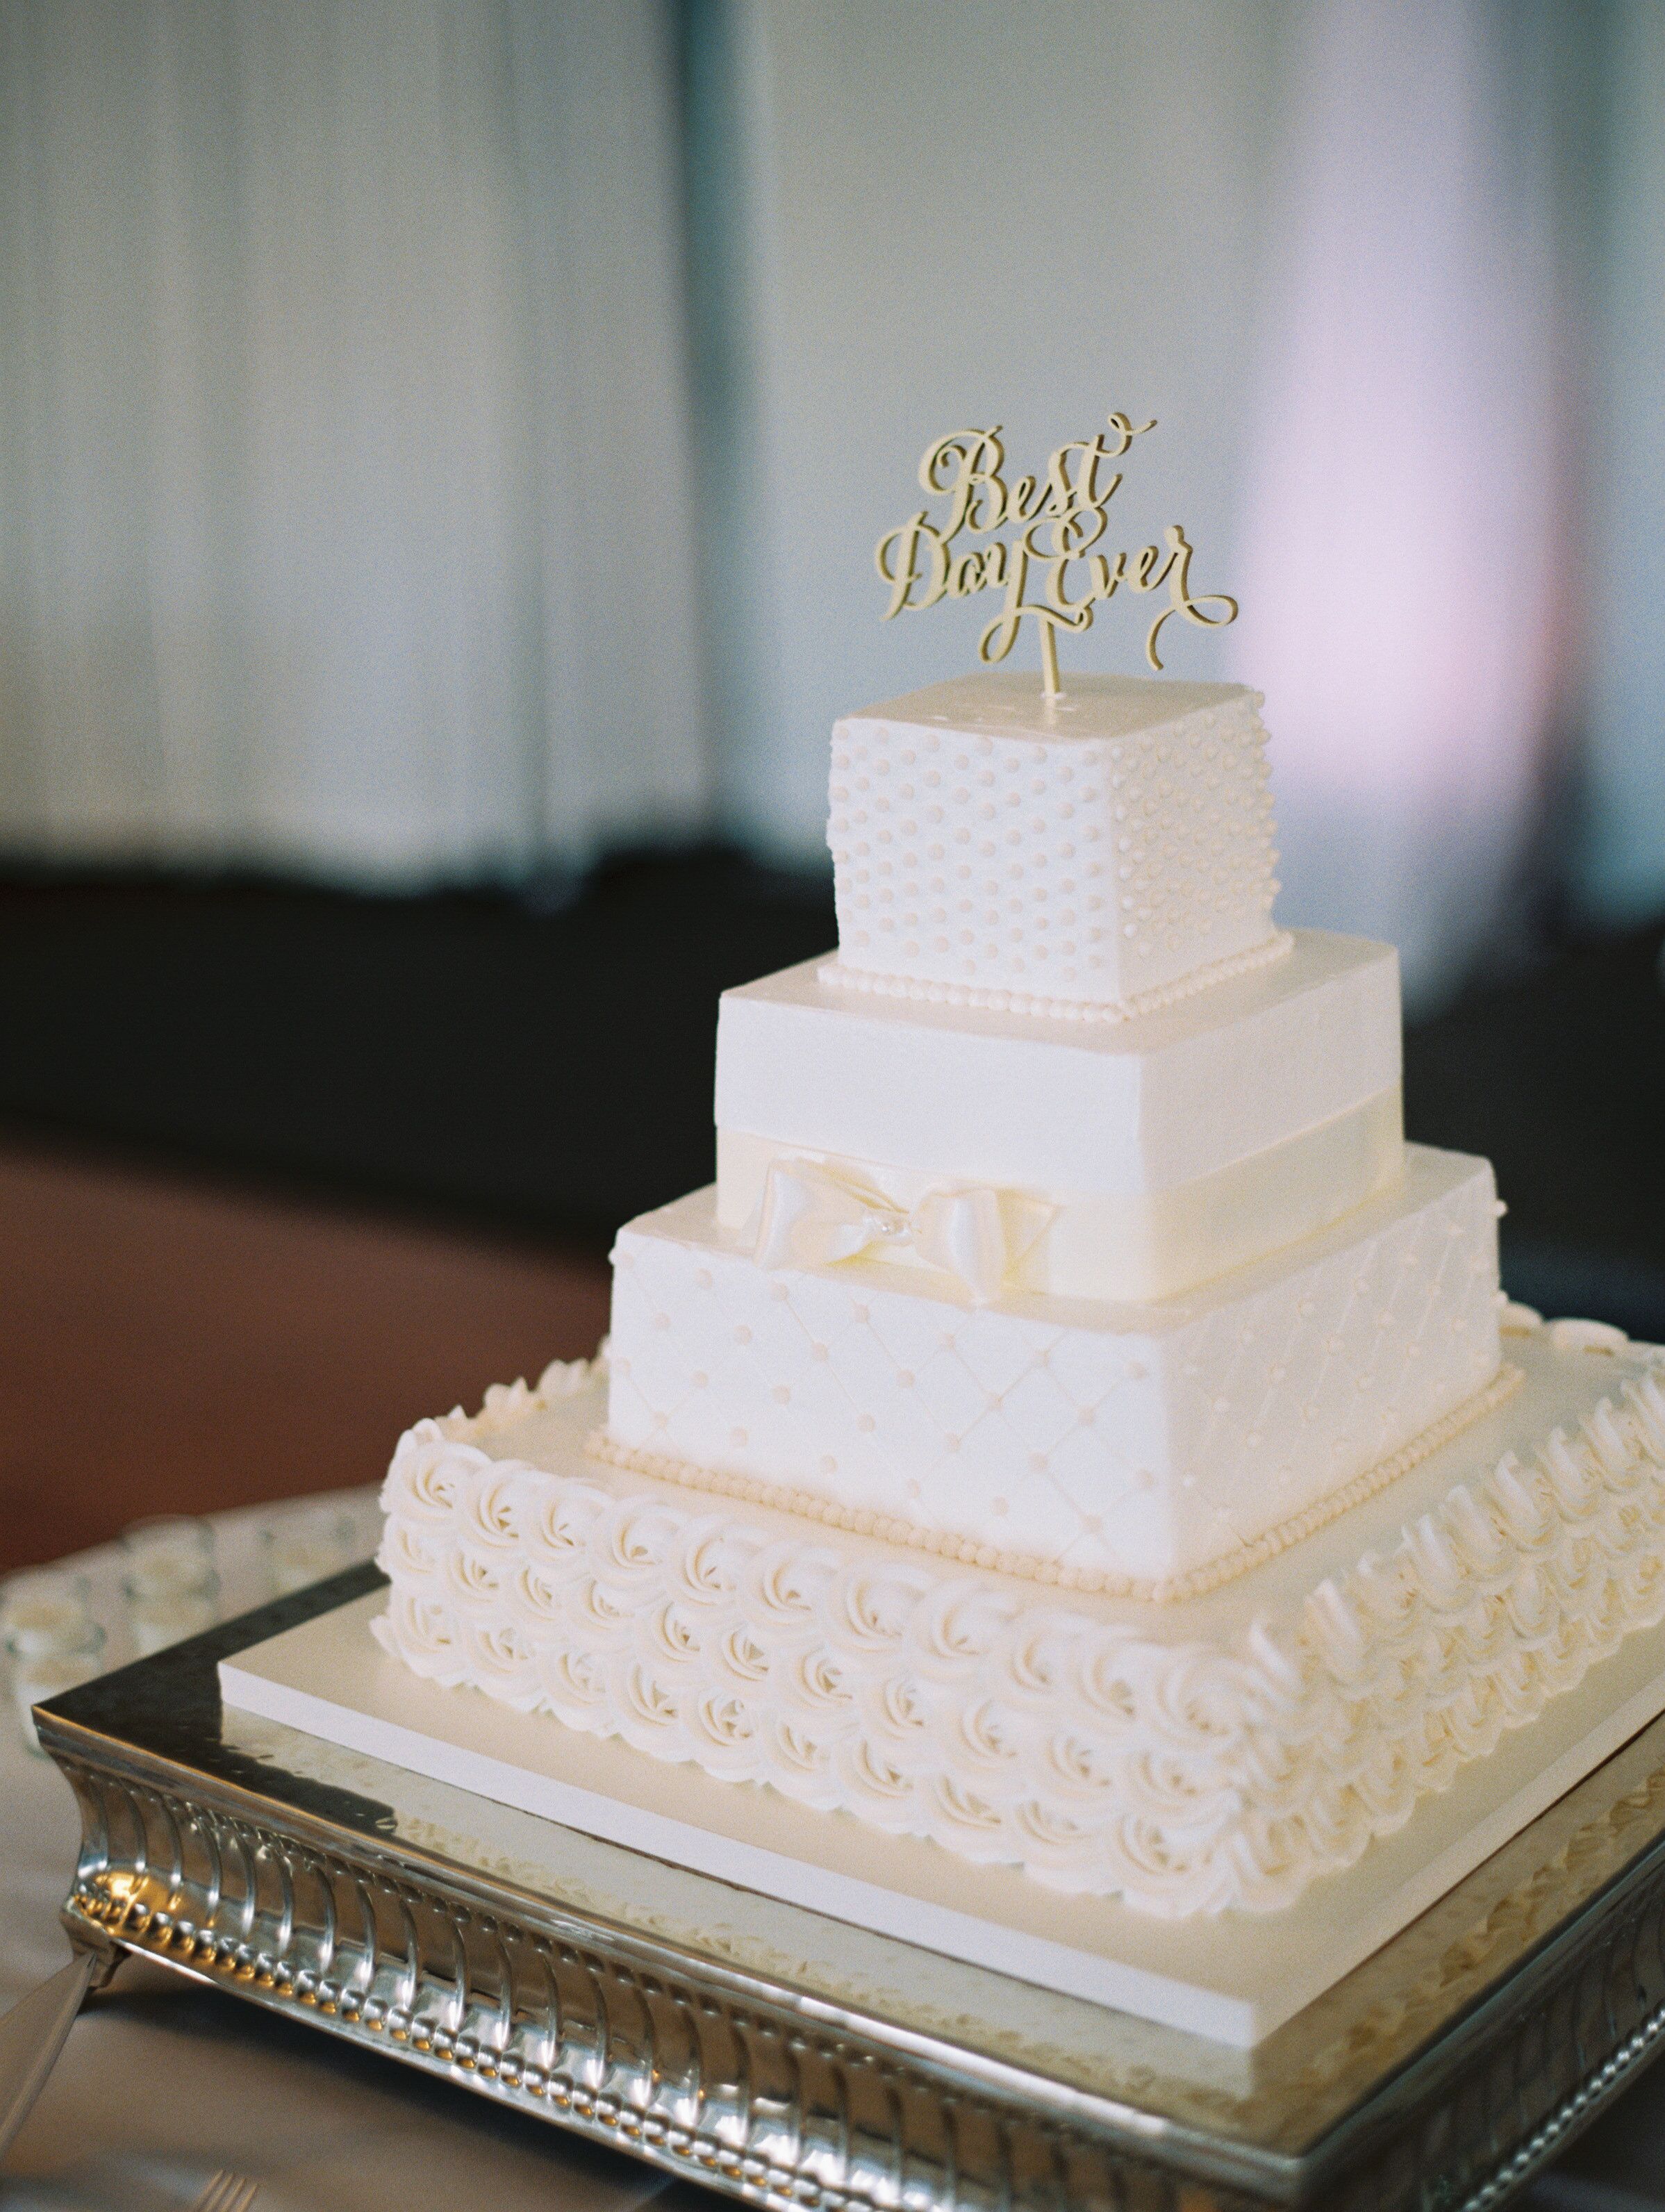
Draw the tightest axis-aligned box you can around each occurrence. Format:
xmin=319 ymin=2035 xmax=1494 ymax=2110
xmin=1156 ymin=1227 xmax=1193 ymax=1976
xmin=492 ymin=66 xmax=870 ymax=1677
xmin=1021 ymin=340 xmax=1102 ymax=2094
xmin=0 ymin=0 xmax=706 ymax=881
xmin=1 ymin=0 xmax=1650 ymax=977
xmin=1227 ymin=0 xmax=1573 ymax=1004
xmin=691 ymin=0 xmax=1286 ymax=861
xmin=682 ymin=0 xmax=1597 ymax=1004
xmin=1579 ymin=0 xmax=1665 ymax=928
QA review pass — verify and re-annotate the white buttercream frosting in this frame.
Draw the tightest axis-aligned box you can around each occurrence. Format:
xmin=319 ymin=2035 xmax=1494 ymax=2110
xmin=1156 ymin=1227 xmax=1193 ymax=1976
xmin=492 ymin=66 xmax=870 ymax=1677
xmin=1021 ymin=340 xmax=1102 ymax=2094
xmin=817 ymin=931 xmax=1293 ymax=1023
xmin=376 ymin=1329 xmax=1665 ymax=1918
xmin=585 ymin=1362 xmax=1523 ymax=1603
xmin=606 ymin=1148 xmax=1504 ymax=1587
xmin=827 ymin=675 xmax=1278 ymax=1009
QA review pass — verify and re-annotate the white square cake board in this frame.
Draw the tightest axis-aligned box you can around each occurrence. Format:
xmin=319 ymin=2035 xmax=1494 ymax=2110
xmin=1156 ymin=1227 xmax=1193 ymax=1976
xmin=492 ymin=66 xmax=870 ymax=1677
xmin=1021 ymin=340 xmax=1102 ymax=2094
xmin=222 ymin=1588 xmax=1665 ymax=2047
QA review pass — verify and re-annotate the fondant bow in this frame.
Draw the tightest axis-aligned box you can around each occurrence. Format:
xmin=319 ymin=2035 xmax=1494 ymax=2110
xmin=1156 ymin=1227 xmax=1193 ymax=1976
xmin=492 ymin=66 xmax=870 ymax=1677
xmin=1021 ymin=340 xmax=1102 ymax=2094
xmin=753 ymin=1158 xmax=1014 ymax=1303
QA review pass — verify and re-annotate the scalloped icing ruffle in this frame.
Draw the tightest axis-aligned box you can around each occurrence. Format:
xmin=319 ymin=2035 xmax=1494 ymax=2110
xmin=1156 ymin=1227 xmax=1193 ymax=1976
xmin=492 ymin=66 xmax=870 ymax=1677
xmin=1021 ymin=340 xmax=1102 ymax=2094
xmin=374 ymin=1335 xmax=1665 ymax=1919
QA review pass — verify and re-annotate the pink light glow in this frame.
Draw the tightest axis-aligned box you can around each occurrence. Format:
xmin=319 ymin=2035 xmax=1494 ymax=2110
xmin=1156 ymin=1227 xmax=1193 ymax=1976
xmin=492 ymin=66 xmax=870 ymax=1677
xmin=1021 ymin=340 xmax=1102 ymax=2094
xmin=1230 ymin=0 xmax=1570 ymax=989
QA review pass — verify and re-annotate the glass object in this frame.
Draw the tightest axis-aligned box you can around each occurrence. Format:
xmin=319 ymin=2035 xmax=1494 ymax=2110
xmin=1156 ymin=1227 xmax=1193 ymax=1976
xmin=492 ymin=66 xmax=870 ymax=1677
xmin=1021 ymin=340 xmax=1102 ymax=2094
xmin=122 ymin=1570 xmax=221 ymax=1658
xmin=261 ymin=1505 xmax=365 ymax=1597
xmin=6 ymin=1612 xmax=105 ymax=1755
xmin=117 ymin=1516 xmax=221 ymax=1657
xmin=119 ymin=1516 xmax=217 ymax=1600
xmin=0 ymin=1567 xmax=94 ymax=1656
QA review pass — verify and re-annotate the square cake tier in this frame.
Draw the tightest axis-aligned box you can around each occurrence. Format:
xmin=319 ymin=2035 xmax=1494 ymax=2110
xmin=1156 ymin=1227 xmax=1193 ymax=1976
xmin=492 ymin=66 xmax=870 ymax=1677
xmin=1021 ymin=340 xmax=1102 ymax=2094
xmin=604 ymin=1145 xmax=1502 ymax=1593
xmin=376 ymin=1312 xmax=1665 ymax=1922
xmin=715 ymin=932 xmax=1402 ymax=1303
xmin=827 ymin=670 xmax=1279 ymax=1012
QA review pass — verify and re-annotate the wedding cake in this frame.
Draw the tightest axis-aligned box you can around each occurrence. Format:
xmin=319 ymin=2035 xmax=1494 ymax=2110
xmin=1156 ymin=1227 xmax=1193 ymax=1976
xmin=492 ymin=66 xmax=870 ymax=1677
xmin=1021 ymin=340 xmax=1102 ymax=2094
xmin=375 ymin=671 xmax=1665 ymax=1921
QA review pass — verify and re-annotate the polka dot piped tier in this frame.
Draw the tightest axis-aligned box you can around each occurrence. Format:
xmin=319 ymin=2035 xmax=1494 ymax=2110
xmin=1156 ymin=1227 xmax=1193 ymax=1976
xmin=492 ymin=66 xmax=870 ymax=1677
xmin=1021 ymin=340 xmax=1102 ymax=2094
xmin=826 ymin=670 xmax=1279 ymax=1010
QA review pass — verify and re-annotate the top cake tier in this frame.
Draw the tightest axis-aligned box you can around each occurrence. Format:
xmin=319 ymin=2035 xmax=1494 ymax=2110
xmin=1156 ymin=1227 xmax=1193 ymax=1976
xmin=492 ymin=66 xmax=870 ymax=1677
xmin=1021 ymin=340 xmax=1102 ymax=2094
xmin=826 ymin=670 xmax=1281 ymax=1014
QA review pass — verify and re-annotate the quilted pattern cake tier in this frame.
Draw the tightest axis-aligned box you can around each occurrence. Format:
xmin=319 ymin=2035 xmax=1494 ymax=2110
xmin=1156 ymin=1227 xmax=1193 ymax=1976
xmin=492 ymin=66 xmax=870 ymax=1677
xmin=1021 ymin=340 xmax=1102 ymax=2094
xmin=604 ymin=1145 xmax=1503 ymax=1591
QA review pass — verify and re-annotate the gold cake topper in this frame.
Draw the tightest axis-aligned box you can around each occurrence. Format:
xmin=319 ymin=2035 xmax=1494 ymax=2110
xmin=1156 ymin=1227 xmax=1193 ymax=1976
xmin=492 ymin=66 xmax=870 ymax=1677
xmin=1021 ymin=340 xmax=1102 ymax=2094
xmin=875 ymin=413 xmax=1237 ymax=695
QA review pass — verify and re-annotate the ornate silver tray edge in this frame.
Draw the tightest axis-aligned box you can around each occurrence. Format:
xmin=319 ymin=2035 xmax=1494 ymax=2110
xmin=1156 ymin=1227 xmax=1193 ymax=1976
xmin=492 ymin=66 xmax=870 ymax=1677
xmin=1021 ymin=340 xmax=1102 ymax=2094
xmin=35 ymin=1567 xmax=1665 ymax=2212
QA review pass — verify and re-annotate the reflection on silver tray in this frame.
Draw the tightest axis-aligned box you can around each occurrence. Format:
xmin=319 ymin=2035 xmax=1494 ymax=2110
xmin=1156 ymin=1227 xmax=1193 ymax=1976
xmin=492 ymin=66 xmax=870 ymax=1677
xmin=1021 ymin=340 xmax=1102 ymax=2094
xmin=33 ymin=1564 xmax=1665 ymax=2211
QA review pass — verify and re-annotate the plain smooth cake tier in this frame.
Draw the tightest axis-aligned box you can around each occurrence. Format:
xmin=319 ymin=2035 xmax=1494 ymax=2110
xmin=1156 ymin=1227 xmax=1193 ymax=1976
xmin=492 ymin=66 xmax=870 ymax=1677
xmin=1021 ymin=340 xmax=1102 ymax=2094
xmin=604 ymin=1145 xmax=1502 ymax=1593
xmin=826 ymin=671 xmax=1278 ymax=1011
xmin=716 ymin=932 xmax=1403 ymax=1303
xmin=374 ymin=1313 xmax=1665 ymax=1919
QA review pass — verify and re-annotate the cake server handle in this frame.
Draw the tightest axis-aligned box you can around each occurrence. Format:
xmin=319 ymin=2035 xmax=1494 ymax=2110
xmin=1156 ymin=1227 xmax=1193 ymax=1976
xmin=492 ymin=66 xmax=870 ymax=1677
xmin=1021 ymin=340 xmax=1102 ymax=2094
xmin=0 ymin=1949 xmax=98 ymax=2165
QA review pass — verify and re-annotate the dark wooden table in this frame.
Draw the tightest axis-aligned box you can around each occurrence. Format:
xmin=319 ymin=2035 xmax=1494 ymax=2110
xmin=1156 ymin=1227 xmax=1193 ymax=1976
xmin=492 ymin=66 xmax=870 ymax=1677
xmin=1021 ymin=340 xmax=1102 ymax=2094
xmin=0 ymin=1139 xmax=611 ymax=1574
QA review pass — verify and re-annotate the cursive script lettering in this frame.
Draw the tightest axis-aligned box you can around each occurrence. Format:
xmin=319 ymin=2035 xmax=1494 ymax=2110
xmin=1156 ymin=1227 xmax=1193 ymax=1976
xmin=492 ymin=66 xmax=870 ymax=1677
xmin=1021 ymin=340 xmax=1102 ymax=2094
xmin=875 ymin=413 xmax=1236 ymax=691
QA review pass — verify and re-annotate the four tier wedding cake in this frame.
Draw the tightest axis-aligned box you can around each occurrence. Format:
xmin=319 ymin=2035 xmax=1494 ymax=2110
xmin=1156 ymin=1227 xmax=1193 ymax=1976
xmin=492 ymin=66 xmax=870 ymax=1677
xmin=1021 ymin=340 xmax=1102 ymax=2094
xmin=376 ymin=670 xmax=1665 ymax=1920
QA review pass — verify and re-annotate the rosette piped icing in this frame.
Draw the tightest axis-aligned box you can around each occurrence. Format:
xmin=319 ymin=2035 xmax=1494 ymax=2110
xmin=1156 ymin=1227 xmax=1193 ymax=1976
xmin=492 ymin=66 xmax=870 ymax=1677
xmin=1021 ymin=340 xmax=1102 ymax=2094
xmin=376 ymin=1322 xmax=1665 ymax=1918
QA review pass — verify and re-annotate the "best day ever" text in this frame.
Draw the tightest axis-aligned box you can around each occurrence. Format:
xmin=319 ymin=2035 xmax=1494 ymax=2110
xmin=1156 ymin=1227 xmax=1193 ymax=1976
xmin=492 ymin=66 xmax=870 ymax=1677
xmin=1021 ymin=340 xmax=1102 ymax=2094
xmin=874 ymin=414 xmax=1236 ymax=693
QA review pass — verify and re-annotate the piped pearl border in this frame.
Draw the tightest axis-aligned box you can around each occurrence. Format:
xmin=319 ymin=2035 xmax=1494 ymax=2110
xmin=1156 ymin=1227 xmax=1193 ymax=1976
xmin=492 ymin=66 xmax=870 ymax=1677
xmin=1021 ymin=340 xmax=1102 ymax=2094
xmin=585 ymin=1362 xmax=1523 ymax=1605
xmin=818 ymin=930 xmax=1293 ymax=1025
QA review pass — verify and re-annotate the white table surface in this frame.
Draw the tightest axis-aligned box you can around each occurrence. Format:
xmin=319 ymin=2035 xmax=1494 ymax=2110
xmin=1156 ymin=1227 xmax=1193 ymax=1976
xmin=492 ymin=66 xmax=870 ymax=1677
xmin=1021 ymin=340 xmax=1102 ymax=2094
xmin=1 ymin=1501 xmax=1661 ymax=2211
xmin=0 ymin=1495 xmax=691 ymax=2212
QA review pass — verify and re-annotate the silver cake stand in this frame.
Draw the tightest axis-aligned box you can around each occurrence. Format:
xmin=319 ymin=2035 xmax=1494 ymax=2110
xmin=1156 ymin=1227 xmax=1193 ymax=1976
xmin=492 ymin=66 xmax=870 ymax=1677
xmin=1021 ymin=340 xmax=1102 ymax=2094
xmin=34 ymin=1563 xmax=1665 ymax=2212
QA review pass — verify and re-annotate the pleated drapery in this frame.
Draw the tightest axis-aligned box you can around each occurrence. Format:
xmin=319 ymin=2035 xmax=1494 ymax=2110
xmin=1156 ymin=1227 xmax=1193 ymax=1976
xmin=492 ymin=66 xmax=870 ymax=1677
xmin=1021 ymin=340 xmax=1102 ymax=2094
xmin=1580 ymin=0 xmax=1665 ymax=930
xmin=0 ymin=0 xmax=706 ymax=880
xmin=1227 ymin=0 xmax=1574 ymax=1001
xmin=0 ymin=0 xmax=1658 ymax=990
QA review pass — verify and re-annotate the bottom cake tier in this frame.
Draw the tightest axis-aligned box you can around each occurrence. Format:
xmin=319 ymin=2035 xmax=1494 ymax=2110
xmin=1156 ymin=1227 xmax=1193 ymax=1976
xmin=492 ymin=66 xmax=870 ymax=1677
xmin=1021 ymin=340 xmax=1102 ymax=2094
xmin=376 ymin=1308 xmax=1665 ymax=1921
